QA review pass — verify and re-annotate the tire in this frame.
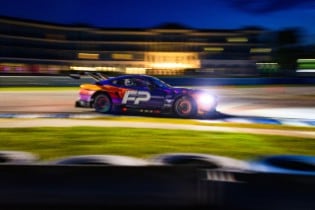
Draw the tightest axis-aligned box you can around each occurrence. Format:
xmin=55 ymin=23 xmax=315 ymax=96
xmin=93 ymin=93 xmax=112 ymax=113
xmin=173 ymin=96 xmax=197 ymax=118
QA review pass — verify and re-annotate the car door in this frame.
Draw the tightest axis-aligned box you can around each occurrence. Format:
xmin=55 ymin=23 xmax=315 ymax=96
xmin=121 ymin=77 xmax=166 ymax=110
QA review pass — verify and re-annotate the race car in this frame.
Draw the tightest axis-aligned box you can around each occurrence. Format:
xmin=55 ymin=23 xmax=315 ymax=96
xmin=71 ymin=72 xmax=217 ymax=118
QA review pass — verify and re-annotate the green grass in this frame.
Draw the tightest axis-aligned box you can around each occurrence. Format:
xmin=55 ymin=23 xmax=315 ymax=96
xmin=1 ymin=127 xmax=314 ymax=161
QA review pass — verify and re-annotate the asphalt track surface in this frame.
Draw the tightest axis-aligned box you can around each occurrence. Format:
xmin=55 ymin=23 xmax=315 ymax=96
xmin=1 ymin=85 xmax=315 ymax=117
xmin=1 ymin=86 xmax=315 ymax=138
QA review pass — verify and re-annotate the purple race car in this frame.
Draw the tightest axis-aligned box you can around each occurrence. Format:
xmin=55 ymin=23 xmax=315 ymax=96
xmin=72 ymin=72 xmax=218 ymax=118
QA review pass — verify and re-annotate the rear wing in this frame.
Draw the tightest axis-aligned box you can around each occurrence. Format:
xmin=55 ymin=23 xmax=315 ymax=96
xmin=69 ymin=71 xmax=109 ymax=82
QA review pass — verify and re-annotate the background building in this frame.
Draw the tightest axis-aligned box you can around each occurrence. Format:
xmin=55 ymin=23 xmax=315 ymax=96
xmin=0 ymin=16 xmax=273 ymax=76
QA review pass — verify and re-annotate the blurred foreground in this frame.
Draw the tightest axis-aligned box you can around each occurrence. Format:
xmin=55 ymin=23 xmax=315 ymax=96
xmin=0 ymin=150 xmax=314 ymax=210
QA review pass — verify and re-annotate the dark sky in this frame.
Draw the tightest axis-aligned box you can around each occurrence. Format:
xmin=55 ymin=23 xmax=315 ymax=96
xmin=0 ymin=0 xmax=315 ymax=40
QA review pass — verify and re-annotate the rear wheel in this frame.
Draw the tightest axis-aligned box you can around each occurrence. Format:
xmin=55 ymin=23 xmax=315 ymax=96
xmin=174 ymin=96 xmax=197 ymax=118
xmin=93 ymin=93 xmax=112 ymax=113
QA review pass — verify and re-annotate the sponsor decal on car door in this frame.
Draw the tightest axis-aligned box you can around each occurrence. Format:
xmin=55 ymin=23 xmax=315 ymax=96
xmin=122 ymin=90 xmax=151 ymax=105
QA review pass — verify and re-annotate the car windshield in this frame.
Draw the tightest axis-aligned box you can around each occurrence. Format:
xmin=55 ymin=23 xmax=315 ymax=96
xmin=149 ymin=76 xmax=172 ymax=89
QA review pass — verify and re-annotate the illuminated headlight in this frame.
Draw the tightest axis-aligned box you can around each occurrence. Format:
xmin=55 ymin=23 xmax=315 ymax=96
xmin=197 ymin=94 xmax=216 ymax=109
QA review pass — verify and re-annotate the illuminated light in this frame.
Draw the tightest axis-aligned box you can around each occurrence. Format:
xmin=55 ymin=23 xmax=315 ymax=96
xmin=256 ymin=63 xmax=278 ymax=65
xmin=256 ymin=63 xmax=279 ymax=68
xmin=0 ymin=63 xmax=24 ymax=67
xmin=0 ymin=63 xmax=31 ymax=73
xmin=297 ymin=59 xmax=315 ymax=71
xmin=298 ymin=63 xmax=315 ymax=69
xmin=125 ymin=67 xmax=146 ymax=74
xmin=112 ymin=53 xmax=133 ymax=60
xmin=150 ymin=62 xmax=192 ymax=69
xmin=226 ymin=37 xmax=248 ymax=42
xmin=78 ymin=53 xmax=99 ymax=60
xmin=122 ymin=107 xmax=128 ymax=112
xmin=297 ymin=58 xmax=315 ymax=63
xmin=256 ymin=62 xmax=279 ymax=72
xmin=70 ymin=66 xmax=119 ymax=72
xmin=196 ymin=94 xmax=216 ymax=111
xmin=296 ymin=69 xmax=315 ymax=73
xmin=96 ymin=66 xmax=118 ymax=71
xmin=70 ymin=66 xmax=97 ymax=71
xmin=204 ymin=47 xmax=224 ymax=52
xmin=250 ymin=48 xmax=272 ymax=53
xmin=197 ymin=94 xmax=215 ymax=106
xmin=144 ymin=52 xmax=200 ymax=70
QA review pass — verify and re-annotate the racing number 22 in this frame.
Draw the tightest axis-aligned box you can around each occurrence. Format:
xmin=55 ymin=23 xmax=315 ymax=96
xmin=122 ymin=90 xmax=151 ymax=104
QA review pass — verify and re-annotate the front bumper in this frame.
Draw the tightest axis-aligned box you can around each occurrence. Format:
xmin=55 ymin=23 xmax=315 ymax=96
xmin=75 ymin=100 xmax=92 ymax=108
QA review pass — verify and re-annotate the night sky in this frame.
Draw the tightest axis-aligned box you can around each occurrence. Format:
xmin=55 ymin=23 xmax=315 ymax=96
xmin=0 ymin=0 xmax=315 ymax=40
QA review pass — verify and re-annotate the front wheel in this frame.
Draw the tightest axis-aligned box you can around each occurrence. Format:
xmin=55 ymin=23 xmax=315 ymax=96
xmin=173 ymin=96 xmax=197 ymax=118
xmin=93 ymin=93 xmax=112 ymax=113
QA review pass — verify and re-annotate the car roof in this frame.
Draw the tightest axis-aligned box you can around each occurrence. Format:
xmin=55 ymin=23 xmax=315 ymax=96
xmin=98 ymin=74 xmax=156 ymax=85
xmin=112 ymin=74 xmax=155 ymax=80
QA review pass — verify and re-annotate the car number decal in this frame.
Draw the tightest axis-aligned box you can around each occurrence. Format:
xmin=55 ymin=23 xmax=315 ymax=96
xmin=122 ymin=90 xmax=151 ymax=104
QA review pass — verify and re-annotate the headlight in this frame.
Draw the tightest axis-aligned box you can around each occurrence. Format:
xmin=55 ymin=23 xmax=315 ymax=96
xmin=197 ymin=93 xmax=216 ymax=107
xmin=196 ymin=93 xmax=216 ymax=111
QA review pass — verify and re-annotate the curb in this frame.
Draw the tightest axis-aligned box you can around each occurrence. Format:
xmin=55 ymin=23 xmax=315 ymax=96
xmin=1 ymin=113 xmax=315 ymax=127
xmin=199 ymin=116 xmax=315 ymax=127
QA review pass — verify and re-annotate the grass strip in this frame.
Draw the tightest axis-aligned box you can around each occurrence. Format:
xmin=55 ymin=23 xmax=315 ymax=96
xmin=1 ymin=127 xmax=314 ymax=161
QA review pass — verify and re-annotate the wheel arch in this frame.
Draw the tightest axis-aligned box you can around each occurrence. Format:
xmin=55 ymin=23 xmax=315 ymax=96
xmin=173 ymin=94 xmax=197 ymax=107
xmin=173 ymin=94 xmax=198 ymax=118
xmin=91 ymin=91 xmax=112 ymax=107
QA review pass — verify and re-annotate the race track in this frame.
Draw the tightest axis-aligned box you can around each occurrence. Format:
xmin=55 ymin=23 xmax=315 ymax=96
xmin=1 ymin=86 xmax=315 ymax=137
xmin=1 ymin=86 xmax=315 ymax=119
